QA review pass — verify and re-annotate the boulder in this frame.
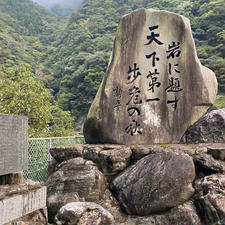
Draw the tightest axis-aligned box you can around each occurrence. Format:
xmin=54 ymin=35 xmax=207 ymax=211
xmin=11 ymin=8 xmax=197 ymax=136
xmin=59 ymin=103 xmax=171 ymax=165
xmin=47 ymin=193 xmax=80 ymax=223
xmin=181 ymin=108 xmax=225 ymax=143
xmin=83 ymin=8 xmax=217 ymax=144
xmin=55 ymin=202 xmax=114 ymax=225
xmin=194 ymin=174 xmax=225 ymax=225
xmin=83 ymin=145 xmax=132 ymax=175
xmin=98 ymin=147 xmax=132 ymax=175
xmin=50 ymin=145 xmax=84 ymax=163
xmin=193 ymin=154 xmax=225 ymax=175
xmin=124 ymin=201 xmax=202 ymax=225
xmin=46 ymin=158 xmax=106 ymax=222
xmin=110 ymin=152 xmax=195 ymax=215
xmin=207 ymin=144 xmax=225 ymax=160
xmin=193 ymin=154 xmax=225 ymax=176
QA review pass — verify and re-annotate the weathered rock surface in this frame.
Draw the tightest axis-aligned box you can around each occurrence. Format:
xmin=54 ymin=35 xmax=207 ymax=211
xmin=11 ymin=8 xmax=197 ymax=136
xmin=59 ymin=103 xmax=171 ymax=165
xmin=83 ymin=145 xmax=132 ymax=175
xmin=55 ymin=202 xmax=114 ymax=225
xmin=193 ymin=154 xmax=225 ymax=176
xmin=47 ymin=192 xmax=80 ymax=223
xmin=194 ymin=174 xmax=225 ymax=225
xmin=46 ymin=158 xmax=106 ymax=222
xmin=8 ymin=208 xmax=48 ymax=225
xmin=83 ymin=8 xmax=217 ymax=144
xmin=124 ymin=201 xmax=202 ymax=225
xmin=207 ymin=144 xmax=225 ymax=160
xmin=181 ymin=108 xmax=225 ymax=143
xmin=50 ymin=145 xmax=84 ymax=163
xmin=110 ymin=152 xmax=195 ymax=215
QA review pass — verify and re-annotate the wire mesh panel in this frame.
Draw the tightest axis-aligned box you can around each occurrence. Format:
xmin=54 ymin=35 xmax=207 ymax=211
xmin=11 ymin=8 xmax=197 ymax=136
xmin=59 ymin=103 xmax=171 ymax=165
xmin=24 ymin=139 xmax=49 ymax=183
xmin=23 ymin=136 xmax=85 ymax=183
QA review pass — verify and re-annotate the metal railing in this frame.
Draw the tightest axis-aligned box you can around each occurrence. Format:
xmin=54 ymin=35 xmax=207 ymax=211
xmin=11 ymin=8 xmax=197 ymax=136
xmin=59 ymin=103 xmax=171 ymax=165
xmin=23 ymin=136 xmax=85 ymax=183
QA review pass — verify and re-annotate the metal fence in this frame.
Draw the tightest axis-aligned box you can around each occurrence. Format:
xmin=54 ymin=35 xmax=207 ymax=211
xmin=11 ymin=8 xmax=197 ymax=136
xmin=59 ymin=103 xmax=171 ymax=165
xmin=23 ymin=136 xmax=85 ymax=183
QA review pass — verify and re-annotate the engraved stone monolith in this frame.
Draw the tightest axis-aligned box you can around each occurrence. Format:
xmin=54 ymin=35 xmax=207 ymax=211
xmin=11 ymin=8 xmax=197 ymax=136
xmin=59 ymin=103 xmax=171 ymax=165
xmin=83 ymin=9 xmax=218 ymax=144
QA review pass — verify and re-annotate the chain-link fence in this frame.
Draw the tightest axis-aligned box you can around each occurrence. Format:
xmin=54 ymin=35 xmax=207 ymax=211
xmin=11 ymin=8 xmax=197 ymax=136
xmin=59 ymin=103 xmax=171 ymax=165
xmin=23 ymin=136 xmax=85 ymax=184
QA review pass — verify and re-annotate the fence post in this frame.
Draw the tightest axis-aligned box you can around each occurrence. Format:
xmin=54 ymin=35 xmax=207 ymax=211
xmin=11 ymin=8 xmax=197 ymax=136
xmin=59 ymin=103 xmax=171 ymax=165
xmin=73 ymin=136 xmax=77 ymax=145
xmin=48 ymin=138 xmax=52 ymax=161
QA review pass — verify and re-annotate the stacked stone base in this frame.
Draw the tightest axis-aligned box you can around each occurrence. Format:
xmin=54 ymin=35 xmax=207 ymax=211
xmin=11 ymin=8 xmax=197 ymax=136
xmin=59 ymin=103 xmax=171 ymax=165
xmin=0 ymin=173 xmax=47 ymax=225
xmin=47 ymin=143 xmax=225 ymax=225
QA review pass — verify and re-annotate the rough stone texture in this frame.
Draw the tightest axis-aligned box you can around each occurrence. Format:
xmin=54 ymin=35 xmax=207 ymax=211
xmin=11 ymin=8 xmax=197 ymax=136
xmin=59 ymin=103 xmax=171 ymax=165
xmin=0 ymin=180 xmax=41 ymax=199
xmin=110 ymin=152 xmax=195 ymax=215
xmin=55 ymin=202 xmax=114 ymax=225
xmin=98 ymin=147 xmax=132 ymax=175
xmin=194 ymin=174 xmax=225 ymax=225
xmin=181 ymin=108 xmax=225 ymax=143
xmin=8 ymin=208 xmax=48 ymax=225
xmin=0 ymin=187 xmax=46 ymax=225
xmin=193 ymin=154 xmax=225 ymax=176
xmin=83 ymin=145 xmax=132 ymax=175
xmin=207 ymin=144 xmax=225 ymax=160
xmin=50 ymin=145 xmax=84 ymax=163
xmin=0 ymin=114 xmax=28 ymax=175
xmin=124 ymin=201 xmax=202 ymax=225
xmin=47 ymin=192 xmax=80 ymax=223
xmin=83 ymin=9 xmax=217 ymax=144
xmin=46 ymin=158 xmax=106 ymax=222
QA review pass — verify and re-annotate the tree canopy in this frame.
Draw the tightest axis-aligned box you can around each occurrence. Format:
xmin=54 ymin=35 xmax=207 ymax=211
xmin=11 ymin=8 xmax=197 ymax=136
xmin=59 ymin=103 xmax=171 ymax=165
xmin=0 ymin=64 xmax=74 ymax=137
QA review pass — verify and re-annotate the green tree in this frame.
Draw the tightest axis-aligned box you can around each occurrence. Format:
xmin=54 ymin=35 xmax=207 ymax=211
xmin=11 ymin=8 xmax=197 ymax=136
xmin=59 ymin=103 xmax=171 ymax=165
xmin=0 ymin=64 xmax=75 ymax=137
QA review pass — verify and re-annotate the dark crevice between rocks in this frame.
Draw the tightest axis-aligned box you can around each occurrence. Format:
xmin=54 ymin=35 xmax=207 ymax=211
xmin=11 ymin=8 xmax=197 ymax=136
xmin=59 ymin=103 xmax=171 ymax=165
xmin=194 ymin=197 xmax=221 ymax=225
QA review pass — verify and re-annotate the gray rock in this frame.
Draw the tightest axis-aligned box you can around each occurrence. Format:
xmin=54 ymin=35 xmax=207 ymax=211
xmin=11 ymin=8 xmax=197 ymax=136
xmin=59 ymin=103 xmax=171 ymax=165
xmin=83 ymin=9 xmax=217 ymax=144
xmin=194 ymin=174 xmax=225 ymax=225
xmin=207 ymin=144 xmax=225 ymax=160
xmin=83 ymin=145 xmax=102 ymax=164
xmin=50 ymin=145 xmax=84 ymax=163
xmin=83 ymin=145 xmax=132 ymax=175
xmin=55 ymin=202 xmax=114 ymax=225
xmin=47 ymin=193 xmax=80 ymax=223
xmin=181 ymin=108 xmax=225 ymax=143
xmin=110 ymin=152 xmax=195 ymax=215
xmin=124 ymin=201 xmax=202 ymax=225
xmin=46 ymin=158 xmax=106 ymax=222
xmin=98 ymin=147 xmax=132 ymax=175
xmin=193 ymin=154 xmax=225 ymax=176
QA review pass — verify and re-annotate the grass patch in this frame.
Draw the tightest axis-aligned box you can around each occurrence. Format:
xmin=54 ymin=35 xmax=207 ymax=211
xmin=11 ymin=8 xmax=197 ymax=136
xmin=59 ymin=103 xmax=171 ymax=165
xmin=214 ymin=93 xmax=225 ymax=109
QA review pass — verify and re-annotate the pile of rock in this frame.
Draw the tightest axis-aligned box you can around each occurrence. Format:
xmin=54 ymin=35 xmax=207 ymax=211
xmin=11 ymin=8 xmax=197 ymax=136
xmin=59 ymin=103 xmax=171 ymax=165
xmin=47 ymin=143 xmax=225 ymax=225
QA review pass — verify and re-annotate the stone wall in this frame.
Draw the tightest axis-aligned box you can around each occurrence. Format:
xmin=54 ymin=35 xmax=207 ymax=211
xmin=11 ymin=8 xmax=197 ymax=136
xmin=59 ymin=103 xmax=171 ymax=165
xmin=47 ymin=143 xmax=225 ymax=225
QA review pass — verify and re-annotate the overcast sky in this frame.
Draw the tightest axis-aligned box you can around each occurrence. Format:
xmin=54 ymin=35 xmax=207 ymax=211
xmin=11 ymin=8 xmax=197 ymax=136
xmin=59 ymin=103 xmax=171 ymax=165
xmin=32 ymin=0 xmax=84 ymax=9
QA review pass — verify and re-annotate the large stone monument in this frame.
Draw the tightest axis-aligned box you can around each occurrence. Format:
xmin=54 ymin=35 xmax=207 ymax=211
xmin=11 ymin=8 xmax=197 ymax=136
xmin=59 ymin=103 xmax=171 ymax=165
xmin=84 ymin=9 xmax=218 ymax=144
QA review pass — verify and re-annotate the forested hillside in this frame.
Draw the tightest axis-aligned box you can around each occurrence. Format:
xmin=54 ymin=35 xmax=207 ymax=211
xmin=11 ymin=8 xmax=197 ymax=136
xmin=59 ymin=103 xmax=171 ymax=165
xmin=0 ymin=0 xmax=64 ymax=68
xmin=0 ymin=0 xmax=74 ymax=137
xmin=45 ymin=0 xmax=225 ymax=121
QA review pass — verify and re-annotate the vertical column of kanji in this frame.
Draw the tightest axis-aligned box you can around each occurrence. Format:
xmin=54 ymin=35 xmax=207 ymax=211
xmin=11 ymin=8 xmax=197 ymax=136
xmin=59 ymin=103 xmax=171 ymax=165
xmin=144 ymin=25 xmax=164 ymax=103
xmin=124 ymin=64 xmax=143 ymax=136
xmin=165 ymin=42 xmax=183 ymax=110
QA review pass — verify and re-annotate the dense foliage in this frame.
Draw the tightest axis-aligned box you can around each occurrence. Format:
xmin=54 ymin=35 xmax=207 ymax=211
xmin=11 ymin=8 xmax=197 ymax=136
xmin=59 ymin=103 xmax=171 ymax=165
xmin=45 ymin=0 xmax=225 ymax=120
xmin=0 ymin=0 xmax=75 ymax=137
xmin=0 ymin=64 xmax=74 ymax=137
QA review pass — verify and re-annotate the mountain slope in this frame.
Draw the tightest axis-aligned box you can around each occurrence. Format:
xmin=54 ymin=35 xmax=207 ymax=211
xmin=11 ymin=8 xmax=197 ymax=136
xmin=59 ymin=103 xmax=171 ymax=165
xmin=0 ymin=0 xmax=62 ymax=68
xmin=46 ymin=0 xmax=225 ymax=121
